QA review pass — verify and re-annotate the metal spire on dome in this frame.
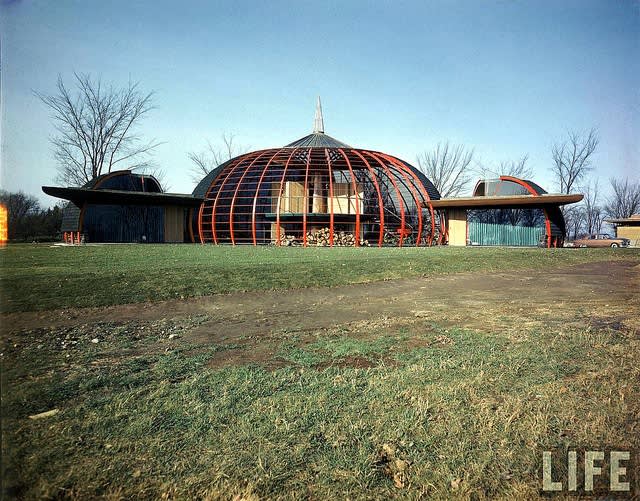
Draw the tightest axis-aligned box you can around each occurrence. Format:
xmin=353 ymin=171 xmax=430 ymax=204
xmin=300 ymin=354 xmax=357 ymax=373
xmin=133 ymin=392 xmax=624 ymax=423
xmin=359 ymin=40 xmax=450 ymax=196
xmin=313 ymin=96 xmax=324 ymax=133
xmin=284 ymin=97 xmax=350 ymax=147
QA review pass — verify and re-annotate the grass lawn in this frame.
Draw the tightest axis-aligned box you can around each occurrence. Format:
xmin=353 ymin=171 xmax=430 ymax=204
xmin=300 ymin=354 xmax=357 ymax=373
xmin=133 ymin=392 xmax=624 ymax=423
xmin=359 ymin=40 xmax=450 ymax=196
xmin=1 ymin=243 xmax=639 ymax=312
xmin=1 ymin=244 xmax=638 ymax=499
xmin=2 ymin=311 xmax=638 ymax=499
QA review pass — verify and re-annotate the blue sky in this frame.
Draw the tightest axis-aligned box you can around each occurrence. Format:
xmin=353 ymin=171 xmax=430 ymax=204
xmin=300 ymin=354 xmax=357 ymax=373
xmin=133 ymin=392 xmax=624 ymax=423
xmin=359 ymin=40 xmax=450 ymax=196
xmin=1 ymin=0 xmax=638 ymax=206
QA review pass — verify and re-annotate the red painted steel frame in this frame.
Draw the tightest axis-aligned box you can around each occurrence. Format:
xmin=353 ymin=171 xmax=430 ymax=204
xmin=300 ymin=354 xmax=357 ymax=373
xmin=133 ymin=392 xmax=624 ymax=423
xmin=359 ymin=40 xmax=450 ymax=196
xmin=199 ymin=159 xmax=239 ymax=243
xmin=211 ymin=151 xmax=262 ymax=244
xmin=375 ymin=152 xmax=426 ymax=246
xmin=197 ymin=147 xmax=436 ymax=247
xmin=229 ymin=150 xmax=272 ymax=245
xmin=378 ymin=152 xmax=437 ymax=246
xmin=275 ymin=149 xmax=300 ymax=246
xmin=351 ymin=149 xmax=385 ymax=247
xmin=197 ymin=203 xmax=204 ymax=243
xmin=324 ymin=149 xmax=335 ymax=246
xmin=394 ymin=169 xmax=423 ymax=246
xmin=250 ymin=150 xmax=279 ymax=245
xmin=364 ymin=151 xmax=406 ymax=246
xmin=187 ymin=208 xmax=195 ymax=243
xmin=337 ymin=149 xmax=361 ymax=246
xmin=302 ymin=150 xmax=311 ymax=247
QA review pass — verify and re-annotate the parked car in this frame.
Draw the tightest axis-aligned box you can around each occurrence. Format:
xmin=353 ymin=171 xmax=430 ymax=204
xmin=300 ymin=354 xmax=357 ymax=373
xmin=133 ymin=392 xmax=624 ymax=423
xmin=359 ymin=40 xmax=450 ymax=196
xmin=568 ymin=234 xmax=630 ymax=248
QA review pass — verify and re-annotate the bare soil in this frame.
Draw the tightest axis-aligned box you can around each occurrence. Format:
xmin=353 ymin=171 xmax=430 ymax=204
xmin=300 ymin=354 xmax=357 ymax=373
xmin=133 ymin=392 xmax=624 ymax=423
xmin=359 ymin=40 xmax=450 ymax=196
xmin=3 ymin=260 xmax=639 ymax=369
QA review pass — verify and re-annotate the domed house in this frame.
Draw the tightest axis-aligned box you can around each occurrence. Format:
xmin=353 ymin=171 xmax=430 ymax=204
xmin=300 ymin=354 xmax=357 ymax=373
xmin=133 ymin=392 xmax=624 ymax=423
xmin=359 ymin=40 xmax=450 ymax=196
xmin=43 ymin=99 xmax=582 ymax=247
xmin=191 ymin=99 xmax=443 ymax=246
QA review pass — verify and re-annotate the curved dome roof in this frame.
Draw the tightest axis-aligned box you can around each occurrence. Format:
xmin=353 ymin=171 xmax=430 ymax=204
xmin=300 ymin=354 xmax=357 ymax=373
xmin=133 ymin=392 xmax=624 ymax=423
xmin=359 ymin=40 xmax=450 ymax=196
xmin=285 ymin=132 xmax=350 ymax=149
xmin=192 ymin=101 xmax=443 ymax=247
xmin=62 ymin=170 xmax=163 ymax=233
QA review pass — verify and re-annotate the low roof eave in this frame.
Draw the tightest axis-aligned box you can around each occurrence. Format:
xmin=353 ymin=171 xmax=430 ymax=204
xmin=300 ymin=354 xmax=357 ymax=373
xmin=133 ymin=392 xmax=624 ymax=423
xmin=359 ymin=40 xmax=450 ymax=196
xmin=423 ymin=193 xmax=583 ymax=209
xmin=42 ymin=186 xmax=204 ymax=207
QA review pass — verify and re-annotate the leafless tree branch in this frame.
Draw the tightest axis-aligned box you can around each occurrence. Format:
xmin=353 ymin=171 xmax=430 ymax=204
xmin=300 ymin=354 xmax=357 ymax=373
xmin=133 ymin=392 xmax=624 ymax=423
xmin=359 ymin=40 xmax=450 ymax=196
xmin=188 ymin=133 xmax=247 ymax=184
xmin=605 ymin=178 xmax=640 ymax=219
xmin=581 ymin=179 xmax=604 ymax=234
xmin=550 ymin=129 xmax=598 ymax=195
xmin=416 ymin=141 xmax=474 ymax=198
xmin=35 ymin=73 xmax=160 ymax=186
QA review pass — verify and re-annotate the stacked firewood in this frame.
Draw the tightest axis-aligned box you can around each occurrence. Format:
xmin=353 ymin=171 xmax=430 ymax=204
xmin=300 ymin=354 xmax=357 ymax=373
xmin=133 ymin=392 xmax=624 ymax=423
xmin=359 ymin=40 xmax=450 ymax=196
xmin=275 ymin=234 xmax=298 ymax=246
xmin=306 ymin=227 xmax=369 ymax=247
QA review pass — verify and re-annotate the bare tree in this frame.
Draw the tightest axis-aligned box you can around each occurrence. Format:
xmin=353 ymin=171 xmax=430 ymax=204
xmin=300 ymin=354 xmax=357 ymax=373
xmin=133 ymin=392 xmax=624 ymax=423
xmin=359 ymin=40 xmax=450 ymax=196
xmin=36 ymin=73 xmax=160 ymax=186
xmin=582 ymin=179 xmax=604 ymax=234
xmin=0 ymin=190 xmax=41 ymax=239
xmin=605 ymin=177 xmax=640 ymax=218
xmin=476 ymin=154 xmax=533 ymax=180
xmin=188 ymin=133 xmax=247 ymax=183
xmin=416 ymin=142 xmax=474 ymax=197
xmin=551 ymin=129 xmax=598 ymax=194
xmin=564 ymin=205 xmax=586 ymax=239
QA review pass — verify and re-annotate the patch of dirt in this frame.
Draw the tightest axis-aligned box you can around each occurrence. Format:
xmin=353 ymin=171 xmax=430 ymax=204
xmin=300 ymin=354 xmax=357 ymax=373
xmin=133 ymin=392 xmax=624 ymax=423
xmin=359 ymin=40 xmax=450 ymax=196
xmin=3 ymin=260 xmax=639 ymax=369
xmin=375 ymin=443 xmax=412 ymax=489
xmin=314 ymin=355 xmax=381 ymax=370
xmin=207 ymin=343 xmax=288 ymax=371
xmin=589 ymin=316 xmax=627 ymax=332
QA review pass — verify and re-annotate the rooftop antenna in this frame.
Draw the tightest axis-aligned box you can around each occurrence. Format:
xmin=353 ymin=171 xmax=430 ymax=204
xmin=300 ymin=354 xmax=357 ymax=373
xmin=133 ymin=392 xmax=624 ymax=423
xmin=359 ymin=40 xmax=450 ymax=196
xmin=313 ymin=96 xmax=324 ymax=134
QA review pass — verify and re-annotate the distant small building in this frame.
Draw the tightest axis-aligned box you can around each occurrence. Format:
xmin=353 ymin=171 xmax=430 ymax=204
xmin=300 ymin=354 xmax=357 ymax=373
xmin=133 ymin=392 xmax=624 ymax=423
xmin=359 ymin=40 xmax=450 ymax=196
xmin=606 ymin=214 xmax=640 ymax=247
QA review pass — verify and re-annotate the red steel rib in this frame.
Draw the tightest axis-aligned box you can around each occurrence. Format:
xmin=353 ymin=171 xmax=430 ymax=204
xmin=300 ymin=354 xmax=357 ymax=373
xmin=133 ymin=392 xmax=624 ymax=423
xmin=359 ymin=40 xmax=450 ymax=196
xmin=378 ymin=152 xmax=436 ymax=246
xmin=351 ymin=149 xmax=384 ymax=247
xmin=337 ymin=149 xmax=361 ymax=246
xmin=199 ymin=159 xmax=238 ymax=243
xmin=211 ymin=151 xmax=262 ymax=244
xmin=302 ymin=150 xmax=311 ymax=247
xmin=373 ymin=152 xmax=423 ymax=246
xmin=229 ymin=150 xmax=272 ymax=245
xmin=364 ymin=151 xmax=406 ymax=246
xmin=275 ymin=149 xmax=300 ymax=246
xmin=324 ymin=149 xmax=335 ymax=246
xmin=250 ymin=149 xmax=280 ymax=245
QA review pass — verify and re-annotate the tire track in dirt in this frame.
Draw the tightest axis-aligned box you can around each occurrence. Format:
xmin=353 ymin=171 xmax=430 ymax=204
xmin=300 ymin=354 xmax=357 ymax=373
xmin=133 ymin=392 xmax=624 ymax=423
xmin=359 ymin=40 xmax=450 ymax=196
xmin=3 ymin=261 xmax=638 ymax=344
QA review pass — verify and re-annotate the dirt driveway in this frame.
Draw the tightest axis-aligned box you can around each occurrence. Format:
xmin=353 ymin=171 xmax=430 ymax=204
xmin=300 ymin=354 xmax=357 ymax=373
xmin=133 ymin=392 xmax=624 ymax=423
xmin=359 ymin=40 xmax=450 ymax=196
xmin=4 ymin=261 xmax=638 ymax=344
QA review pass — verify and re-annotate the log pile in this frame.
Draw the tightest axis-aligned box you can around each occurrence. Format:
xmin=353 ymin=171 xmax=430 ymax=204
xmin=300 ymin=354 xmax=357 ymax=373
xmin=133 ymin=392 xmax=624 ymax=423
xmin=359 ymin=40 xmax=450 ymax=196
xmin=275 ymin=234 xmax=298 ymax=246
xmin=305 ymin=227 xmax=369 ymax=247
xmin=273 ymin=227 xmax=370 ymax=247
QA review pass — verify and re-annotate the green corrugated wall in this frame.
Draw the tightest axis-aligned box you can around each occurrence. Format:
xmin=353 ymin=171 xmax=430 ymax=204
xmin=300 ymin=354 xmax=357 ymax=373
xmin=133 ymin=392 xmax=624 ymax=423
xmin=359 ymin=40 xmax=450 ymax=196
xmin=468 ymin=222 xmax=543 ymax=246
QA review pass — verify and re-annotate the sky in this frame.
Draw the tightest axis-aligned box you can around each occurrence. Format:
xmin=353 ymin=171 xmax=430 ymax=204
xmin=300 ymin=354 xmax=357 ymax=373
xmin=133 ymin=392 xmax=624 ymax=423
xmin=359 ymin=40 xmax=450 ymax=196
xmin=1 ymin=0 xmax=638 ymax=207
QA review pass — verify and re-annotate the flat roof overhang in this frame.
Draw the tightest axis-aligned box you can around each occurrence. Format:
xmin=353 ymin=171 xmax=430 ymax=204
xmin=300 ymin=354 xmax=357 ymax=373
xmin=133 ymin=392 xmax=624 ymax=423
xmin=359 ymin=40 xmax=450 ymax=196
xmin=605 ymin=217 xmax=640 ymax=225
xmin=423 ymin=194 xmax=583 ymax=210
xmin=42 ymin=186 xmax=204 ymax=207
